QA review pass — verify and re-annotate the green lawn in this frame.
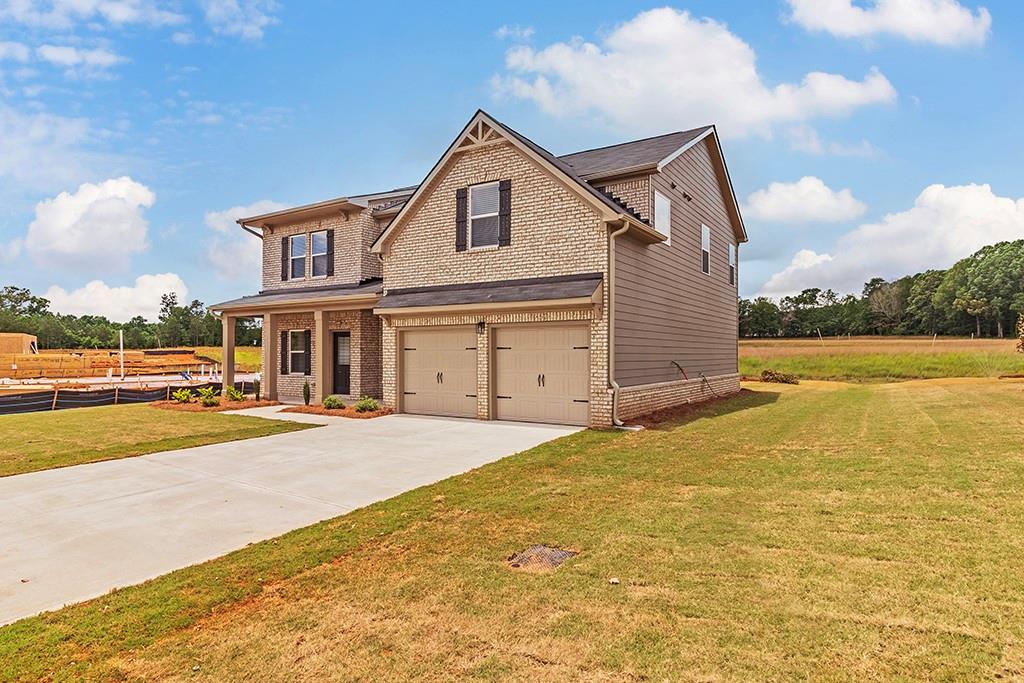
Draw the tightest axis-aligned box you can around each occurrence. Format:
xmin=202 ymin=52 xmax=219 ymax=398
xmin=195 ymin=345 xmax=263 ymax=372
xmin=0 ymin=404 xmax=313 ymax=477
xmin=3 ymin=378 xmax=1023 ymax=681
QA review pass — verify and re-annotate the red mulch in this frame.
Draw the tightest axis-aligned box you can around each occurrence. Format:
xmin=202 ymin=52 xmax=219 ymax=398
xmin=627 ymin=388 xmax=753 ymax=429
xmin=280 ymin=405 xmax=393 ymax=419
xmin=151 ymin=399 xmax=281 ymax=413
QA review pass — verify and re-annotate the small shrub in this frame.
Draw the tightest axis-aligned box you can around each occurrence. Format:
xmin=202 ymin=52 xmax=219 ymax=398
xmin=253 ymin=378 xmax=261 ymax=401
xmin=197 ymin=386 xmax=220 ymax=407
xmin=225 ymin=386 xmax=245 ymax=402
xmin=761 ymin=369 xmax=799 ymax=385
xmin=323 ymin=395 xmax=344 ymax=410
xmin=303 ymin=380 xmax=311 ymax=406
xmin=171 ymin=388 xmax=193 ymax=404
xmin=354 ymin=395 xmax=380 ymax=413
xmin=1017 ymin=314 xmax=1024 ymax=354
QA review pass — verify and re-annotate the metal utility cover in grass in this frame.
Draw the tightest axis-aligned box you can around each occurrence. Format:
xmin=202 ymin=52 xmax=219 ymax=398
xmin=508 ymin=545 xmax=578 ymax=573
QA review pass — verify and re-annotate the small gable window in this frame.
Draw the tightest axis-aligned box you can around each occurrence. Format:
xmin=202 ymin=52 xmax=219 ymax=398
xmin=654 ymin=191 xmax=671 ymax=245
xmin=701 ymin=224 xmax=711 ymax=275
xmin=289 ymin=234 xmax=306 ymax=279
xmin=469 ymin=181 xmax=500 ymax=248
xmin=728 ymin=243 xmax=737 ymax=286
xmin=311 ymin=230 xmax=328 ymax=278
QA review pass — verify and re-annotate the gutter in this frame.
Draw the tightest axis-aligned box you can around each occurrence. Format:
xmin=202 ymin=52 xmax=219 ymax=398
xmin=607 ymin=217 xmax=631 ymax=427
xmin=240 ymin=222 xmax=263 ymax=239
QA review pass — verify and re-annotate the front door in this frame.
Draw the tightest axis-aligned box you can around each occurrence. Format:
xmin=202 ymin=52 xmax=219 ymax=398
xmin=333 ymin=331 xmax=351 ymax=395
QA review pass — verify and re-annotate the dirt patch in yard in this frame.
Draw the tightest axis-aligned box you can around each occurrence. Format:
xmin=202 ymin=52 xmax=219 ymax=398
xmin=151 ymin=400 xmax=281 ymax=413
xmin=280 ymin=405 xmax=393 ymax=419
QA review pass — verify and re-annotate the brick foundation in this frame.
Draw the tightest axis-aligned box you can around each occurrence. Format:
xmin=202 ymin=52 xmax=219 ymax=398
xmin=616 ymin=373 xmax=741 ymax=421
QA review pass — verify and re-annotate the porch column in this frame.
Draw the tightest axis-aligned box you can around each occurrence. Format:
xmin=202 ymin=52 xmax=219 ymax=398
xmin=313 ymin=309 xmax=330 ymax=403
xmin=221 ymin=314 xmax=235 ymax=394
xmin=262 ymin=313 xmax=278 ymax=400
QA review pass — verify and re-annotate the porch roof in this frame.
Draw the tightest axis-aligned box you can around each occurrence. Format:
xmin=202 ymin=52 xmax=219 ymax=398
xmin=212 ymin=279 xmax=383 ymax=315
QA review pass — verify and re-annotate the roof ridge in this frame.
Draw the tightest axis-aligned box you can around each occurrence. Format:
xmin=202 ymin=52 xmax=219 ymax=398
xmin=557 ymin=127 xmax=710 ymax=160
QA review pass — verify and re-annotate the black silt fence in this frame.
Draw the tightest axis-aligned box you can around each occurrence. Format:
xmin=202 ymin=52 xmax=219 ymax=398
xmin=0 ymin=380 xmax=256 ymax=416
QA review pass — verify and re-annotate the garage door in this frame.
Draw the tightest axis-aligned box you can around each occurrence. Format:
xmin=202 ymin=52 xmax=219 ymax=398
xmin=401 ymin=328 xmax=478 ymax=418
xmin=494 ymin=325 xmax=590 ymax=425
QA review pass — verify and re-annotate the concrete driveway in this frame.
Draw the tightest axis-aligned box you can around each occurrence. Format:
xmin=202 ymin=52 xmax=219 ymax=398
xmin=0 ymin=409 xmax=579 ymax=625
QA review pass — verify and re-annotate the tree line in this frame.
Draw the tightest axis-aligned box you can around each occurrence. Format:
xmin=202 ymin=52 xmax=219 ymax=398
xmin=0 ymin=288 xmax=261 ymax=349
xmin=740 ymin=240 xmax=1024 ymax=338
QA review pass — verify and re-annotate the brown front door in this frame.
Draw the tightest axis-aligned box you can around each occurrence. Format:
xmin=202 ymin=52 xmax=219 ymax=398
xmin=333 ymin=331 xmax=351 ymax=395
xmin=494 ymin=325 xmax=590 ymax=425
xmin=400 ymin=328 xmax=477 ymax=418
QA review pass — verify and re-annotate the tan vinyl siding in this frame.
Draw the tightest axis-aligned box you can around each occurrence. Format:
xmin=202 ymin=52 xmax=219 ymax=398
xmin=613 ymin=137 xmax=740 ymax=386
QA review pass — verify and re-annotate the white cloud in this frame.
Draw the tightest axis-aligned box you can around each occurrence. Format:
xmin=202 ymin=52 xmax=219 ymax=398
xmin=0 ymin=104 xmax=94 ymax=193
xmin=759 ymin=183 xmax=1024 ymax=297
xmin=492 ymin=7 xmax=896 ymax=138
xmin=37 ymin=44 xmax=125 ymax=75
xmin=0 ymin=0 xmax=185 ymax=29
xmin=44 ymin=273 xmax=188 ymax=322
xmin=201 ymin=0 xmax=278 ymax=40
xmin=171 ymin=31 xmax=196 ymax=45
xmin=744 ymin=176 xmax=867 ymax=223
xmin=0 ymin=41 xmax=30 ymax=62
xmin=787 ymin=0 xmax=991 ymax=47
xmin=204 ymin=199 xmax=285 ymax=280
xmin=785 ymin=124 xmax=879 ymax=157
xmin=495 ymin=24 xmax=534 ymax=40
xmin=26 ymin=176 xmax=155 ymax=271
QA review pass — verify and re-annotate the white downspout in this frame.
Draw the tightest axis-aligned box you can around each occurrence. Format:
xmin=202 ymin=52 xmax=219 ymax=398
xmin=608 ymin=216 xmax=631 ymax=427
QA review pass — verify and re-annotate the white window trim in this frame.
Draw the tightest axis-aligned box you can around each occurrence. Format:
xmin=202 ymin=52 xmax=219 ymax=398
xmin=701 ymin=224 xmax=711 ymax=276
xmin=468 ymin=181 xmax=500 ymax=250
xmin=310 ymin=230 xmax=328 ymax=279
xmin=728 ymin=243 xmax=737 ymax=287
xmin=288 ymin=329 xmax=305 ymax=375
xmin=654 ymin=190 xmax=672 ymax=245
xmin=289 ymin=234 xmax=306 ymax=280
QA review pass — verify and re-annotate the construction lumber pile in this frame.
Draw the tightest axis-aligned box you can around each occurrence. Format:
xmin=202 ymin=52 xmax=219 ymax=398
xmin=0 ymin=348 xmax=216 ymax=380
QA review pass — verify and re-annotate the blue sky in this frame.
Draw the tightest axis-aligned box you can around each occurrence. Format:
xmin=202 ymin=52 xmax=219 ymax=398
xmin=1 ymin=0 xmax=1022 ymax=321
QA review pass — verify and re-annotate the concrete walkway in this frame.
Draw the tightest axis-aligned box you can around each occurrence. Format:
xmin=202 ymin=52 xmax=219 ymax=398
xmin=0 ymin=409 xmax=579 ymax=625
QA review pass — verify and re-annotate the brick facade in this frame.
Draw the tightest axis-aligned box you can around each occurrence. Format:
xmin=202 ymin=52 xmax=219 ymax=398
xmin=616 ymin=373 xmax=741 ymax=421
xmin=274 ymin=312 xmax=315 ymax=403
xmin=379 ymin=139 xmax=613 ymax=427
xmin=599 ymin=176 xmax=651 ymax=222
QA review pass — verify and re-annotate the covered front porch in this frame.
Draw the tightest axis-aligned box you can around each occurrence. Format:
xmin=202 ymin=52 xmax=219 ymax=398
xmin=213 ymin=282 xmax=383 ymax=404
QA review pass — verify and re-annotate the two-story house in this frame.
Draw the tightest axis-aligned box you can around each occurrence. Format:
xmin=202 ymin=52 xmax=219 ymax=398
xmin=212 ymin=110 xmax=747 ymax=427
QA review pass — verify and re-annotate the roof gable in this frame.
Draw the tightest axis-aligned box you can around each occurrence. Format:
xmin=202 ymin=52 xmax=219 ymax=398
xmin=370 ymin=110 xmax=656 ymax=254
xmin=558 ymin=127 xmax=712 ymax=180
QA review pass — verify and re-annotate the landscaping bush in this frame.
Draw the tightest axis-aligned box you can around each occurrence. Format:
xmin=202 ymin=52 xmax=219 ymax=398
xmin=225 ymin=386 xmax=245 ymax=402
xmin=172 ymin=388 xmax=194 ymax=404
xmin=303 ymin=380 xmax=311 ymax=406
xmin=323 ymin=395 xmax=344 ymax=410
xmin=761 ymin=369 xmax=800 ymax=385
xmin=197 ymin=386 xmax=220 ymax=407
xmin=354 ymin=396 xmax=380 ymax=413
xmin=253 ymin=378 xmax=261 ymax=401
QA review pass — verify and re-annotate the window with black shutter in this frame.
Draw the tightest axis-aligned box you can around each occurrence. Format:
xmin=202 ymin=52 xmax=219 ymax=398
xmin=280 ymin=237 xmax=289 ymax=281
xmin=468 ymin=181 xmax=500 ymax=248
xmin=288 ymin=330 xmax=305 ymax=374
xmin=280 ymin=330 xmax=288 ymax=373
xmin=455 ymin=188 xmax=468 ymax=252
xmin=325 ymin=229 xmax=335 ymax=276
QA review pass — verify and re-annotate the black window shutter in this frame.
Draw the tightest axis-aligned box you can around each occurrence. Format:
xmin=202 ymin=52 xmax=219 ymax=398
xmin=280 ymin=331 xmax=288 ymax=374
xmin=303 ymin=330 xmax=312 ymax=375
xmin=326 ymin=229 xmax=335 ymax=277
xmin=455 ymin=188 xmax=468 ymax=252
xmin=280 ymin=237 xmax=289 ymax=281
xmin=498 ymin=179 xmax=511 ymax=246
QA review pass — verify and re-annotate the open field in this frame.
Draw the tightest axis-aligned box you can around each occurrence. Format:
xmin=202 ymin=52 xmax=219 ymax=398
xmin=0 ymin=404 xmax=313 ymax=477
xmin=193 ymin=345 xmax=263 ymax=372
xmin=741 ymin=336 xmax=1024 ymax=381
xmin=3 ymin=378 xmax=1023 ymax=680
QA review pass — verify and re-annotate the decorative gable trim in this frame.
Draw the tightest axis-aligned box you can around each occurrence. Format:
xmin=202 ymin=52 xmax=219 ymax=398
xmin=370 ymin=110 xmax=652 ymax=255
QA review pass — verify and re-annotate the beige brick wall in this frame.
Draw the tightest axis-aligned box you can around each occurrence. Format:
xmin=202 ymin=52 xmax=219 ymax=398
xmin=262 ymin=210 xmax=380 ymax=292
xmin=378 ymin=139 xmax=614 ymax=426
xmin=616 ymin=373 xmax=741 ymax=421
xmin=599 ymin=176 xmax=651 ymax=222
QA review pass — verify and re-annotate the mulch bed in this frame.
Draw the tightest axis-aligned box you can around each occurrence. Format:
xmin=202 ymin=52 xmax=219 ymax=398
xmin=279 ymin=405 xmax=392 ymax=419
xmin=151 ymin=399 xmax=281 ymax=413
xmin=627 ymin=388 xmax=755 ymax=429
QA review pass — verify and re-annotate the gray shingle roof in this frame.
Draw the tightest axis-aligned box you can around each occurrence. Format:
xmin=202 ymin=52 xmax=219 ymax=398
xmin=557 ymin=127 xmax=711 ymax=179
xmin=212 ymin=279 xmax=383 ymax=311
xmin=376 ymin=272 xmax=603 ymax=310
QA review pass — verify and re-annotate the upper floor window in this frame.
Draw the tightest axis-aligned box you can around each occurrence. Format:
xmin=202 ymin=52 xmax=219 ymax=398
xmin=701 ymin=224 xmax=711 ymax=275
xmin=311 ymin=230 xmax=328 ymax=278
xmin=289 ymin=234 xmax=306 ymax=279
xmin=728 ymin=243 xmax=737 ymax=286
xmin=469 ymin=181 xmax=500 ymax=248
xmin=654 ymin=191 xmax=671 ymax=245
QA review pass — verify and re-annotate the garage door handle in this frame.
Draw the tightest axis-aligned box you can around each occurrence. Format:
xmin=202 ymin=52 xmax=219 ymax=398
xmin=541 ymin=373 xmax=546 ymax=387
xmin=440 ymin=372 xmax=444 ymax=384
xmin=436 ymin=371 xmax=440 ymax=384
xmin=537 ymin=374 xmax=541 ymax=387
